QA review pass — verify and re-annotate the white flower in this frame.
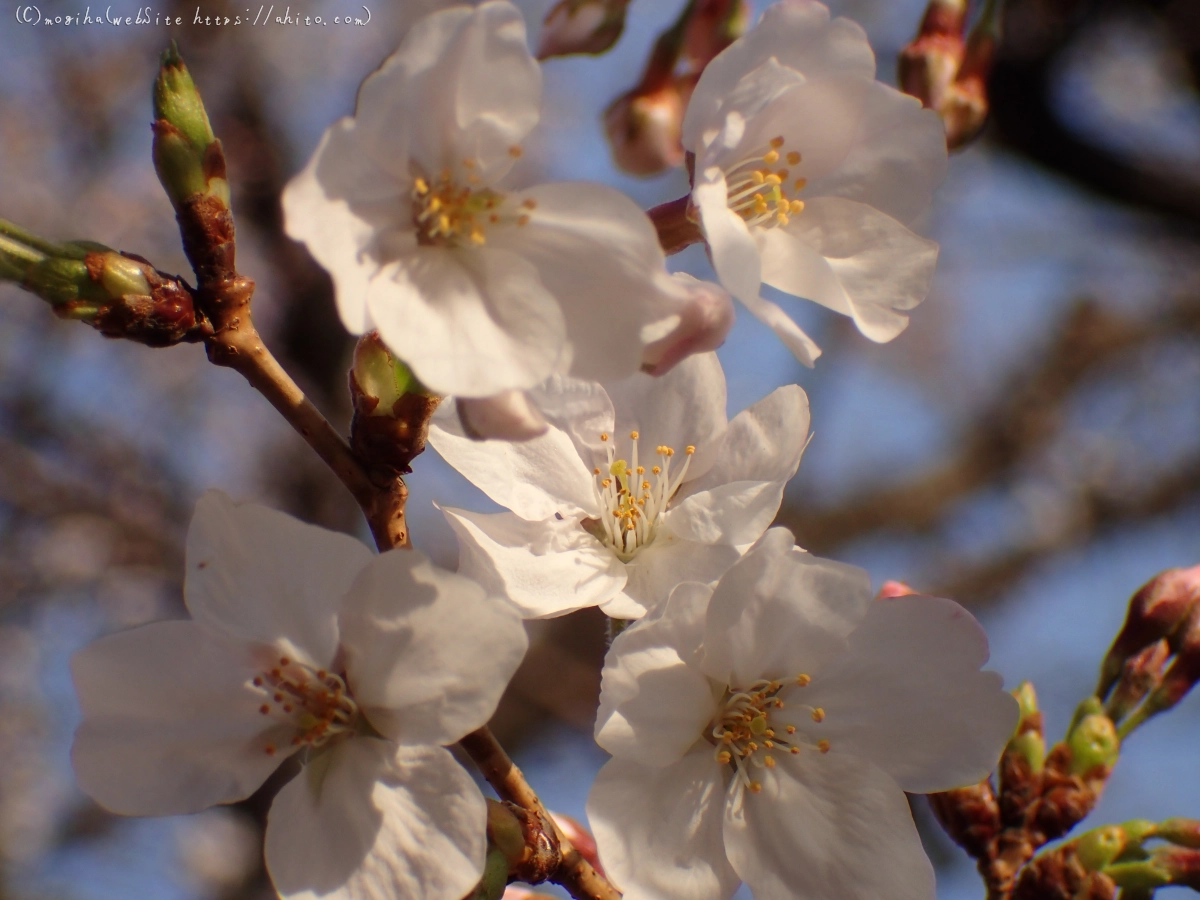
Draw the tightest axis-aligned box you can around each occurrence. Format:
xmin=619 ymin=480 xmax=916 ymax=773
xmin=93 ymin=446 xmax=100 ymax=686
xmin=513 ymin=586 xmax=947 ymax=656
xmin=587 ymin=528 xmax=1019 ymax=900
xmin=283 ymin=0 xmax=684 ymax=400
xmin=428 ymin=352 xmax=810 ymax=620
xmin=682 ymin=0 xmax=948 ymax=365
xmin=71 ymin=491 xmax=528 ymax=900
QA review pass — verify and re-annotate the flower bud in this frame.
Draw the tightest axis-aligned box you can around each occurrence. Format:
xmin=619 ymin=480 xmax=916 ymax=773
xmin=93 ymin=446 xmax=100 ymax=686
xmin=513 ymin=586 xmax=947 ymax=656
xmin=641 ymin=274 xmax=735 ymax=376
xmin=486 ymin=799 xmax=527 ymax=866
xmin=897 ymin=0 xmax=967 ymax=112
xmin=349 ymin=333 xmax=441 ymax=473
xmin=1118 ymin=605 xmax=1200 ymax=737
xmin=1104 ymin=638 xmax=1170 ymax=725
xmin=552 ymin=812 xmax=604 ymax=877
xmin=1003 ymin=681 xmax=1045 ymax=774
xmin=537 ymin=0 xmax=629 ymax=59
xmin=942 ymin=0 xmax=1001 ymax=150
xmin=682 ymin=0 xmax=751 ymax=69
xmin=1074 ymin=825 xmax=1129 ymax=872
xmin=457 ymin=391 xmax=549 ymax=442
xmin=604 ymin=76 xmax=693 ymax=177
xmin=1098 ymin=566 xmax=1200 ymax=699
xmin=1066 ymin=702 xmax=1120 ymax=776
xmin=1158 ymin=819 xmax=1200 ymax=849
xmin=152 ymin=43 xmax=230 ymax=211
xmin=876 ymin=580 xmax=919 ymax=599
xmin=469 ymin=847 xmax=511 ymax=900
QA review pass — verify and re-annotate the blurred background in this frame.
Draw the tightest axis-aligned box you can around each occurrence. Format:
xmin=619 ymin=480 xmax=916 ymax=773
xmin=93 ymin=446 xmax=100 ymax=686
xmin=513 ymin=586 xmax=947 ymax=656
xmin=1 ymin=0 xmax=1199 ymax=896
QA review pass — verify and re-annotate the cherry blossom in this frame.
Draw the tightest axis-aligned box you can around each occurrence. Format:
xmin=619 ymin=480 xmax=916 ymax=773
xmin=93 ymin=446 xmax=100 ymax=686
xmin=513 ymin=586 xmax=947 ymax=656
xmin=682 ymin=0 xmax=948 ymax=365
xmin=282 ymin=0 xmax=685 ymax=402
xmin=587 ymin=528 xmax=1018 ymax=900
xmin=428 ymin=352 xmax=810 ymax=619
xmin=71 ymin=491 xmax=528 ymax=900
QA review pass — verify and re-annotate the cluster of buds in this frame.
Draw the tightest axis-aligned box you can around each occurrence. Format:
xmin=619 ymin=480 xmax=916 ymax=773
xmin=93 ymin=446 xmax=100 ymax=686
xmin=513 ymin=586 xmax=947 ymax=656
xmin=898 ymin=0 xmax=1002 ymax=150
xmin=348 ymin=333 xmax=441 ymax=475
xmin=0 ymin=220 xmax=204 ymax=346
xmin=1014 ymin=818 xmax=1200 ymax=900
xmin=603 ymin=0 xmax=750 ymax=176
xmin=1097 ymin=566 xmax=1200 ymax=738
xmin=932 ymin=684 xmax=1122 ymax=897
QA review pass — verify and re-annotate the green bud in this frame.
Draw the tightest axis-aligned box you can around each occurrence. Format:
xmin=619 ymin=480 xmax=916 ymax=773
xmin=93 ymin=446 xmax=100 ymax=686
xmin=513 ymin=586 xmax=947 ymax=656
xmin=1067 ymin=709 xmax=1120 ymax=775
xmin=1013 ymin=681 xmax=1039 ymax=719
xmin=153 ymin=42 xmax=215 ymax=152
xmin=1121 ymin=819 xmax=1160 ymax=848
xmin=1076 ymin=825 xmax=1130 ymax=871
xmin=351 ymin=333 xmax=426 ymax=417
xmin=485 ymin=799 xmax=526 ymax=866
xmin=152 ymin=121 xmax=211 ymax=206
xmin=1158 ymin=819 xmax=1200 ymax=849
xmin=470 ymin=846 xmax=510 ymax=900
xmin=1004 ymin=681 xmax=1045 ymax=773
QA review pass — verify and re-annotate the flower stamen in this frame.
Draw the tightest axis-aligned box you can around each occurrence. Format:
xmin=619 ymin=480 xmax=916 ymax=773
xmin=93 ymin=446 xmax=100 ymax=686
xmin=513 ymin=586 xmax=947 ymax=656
xmin=251 ymin=656 xmax=360 ymax=755
xmin=723 ymin=135 xmax=807 ymax=230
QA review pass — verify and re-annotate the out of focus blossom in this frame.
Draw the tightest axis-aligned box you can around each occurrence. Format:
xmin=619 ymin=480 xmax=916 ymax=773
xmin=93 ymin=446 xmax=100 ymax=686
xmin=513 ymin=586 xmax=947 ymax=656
xmin=284 ymin=1 xmax=683 ymax=402
xmin=538 ymin=0 xmax=630 ymax=58
xmin=682 ymin=0 xmax=947 ymax=365
xmin=605 ymin=76 xmax=695 ymax=176
xmin=429 ymin=353 xmax=809 ymax=619
xmin=71 ymin=491 xmax=527 ymax=900
xmin=588 ymin=528 xmax=1018 ymax=900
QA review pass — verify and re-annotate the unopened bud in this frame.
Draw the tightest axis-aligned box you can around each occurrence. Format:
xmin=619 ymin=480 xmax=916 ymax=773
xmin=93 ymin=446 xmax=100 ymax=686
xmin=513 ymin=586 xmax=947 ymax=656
xmin=1099 ymin=566 xmax=1200 ymax=699
xmin=1118 ymin=609 xmax=1200 ymax=737
xmin=682 ymin=0 xmax=751 ymax=69
xmin=349 ymin=333 xmax=440 ymax=474
xmin=470 ymin=847 xmax=510 ymax=900
xmin=1066 ymin=702 xmax=1120 ymax=776
xmin=641 ymin=274 xmax=734 ymax=376
xmin=604 ymin=76 xmax=692 ymax=177
xmin=552 ymin=812 xmax=604 ymax=877
xmin=1104 ymin=639 xmax=1170 ymax=725
xmin=1158 ymin=819 xmax=1200 ymax=849
xmin=152 ymin=43 xmax=230 ymax=210
xmin=1075 ymin=825 xmax=1129 ymax=872
xmin=897 ymin=0 xmax=967 ymax=111
xmin=538 ymin=0 xmax=629 ymax=58
xmin=942 ymin=0 xmax=1002 ymax=150
xmin=457 ymin=391 xmax=549 ymax=442
xmin=1003 ymin=681 xmax=1045 ymax=774
xmin=877 ymin=580 xmax=919 ymax=599
xmin=485 ymin=799 xmax=527 ymax=867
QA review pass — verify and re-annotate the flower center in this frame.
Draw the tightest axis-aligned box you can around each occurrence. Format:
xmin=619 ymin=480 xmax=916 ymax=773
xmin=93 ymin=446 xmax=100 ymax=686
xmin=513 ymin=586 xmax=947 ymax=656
xmin=252 ymin=655 xmax=360 ymax=757
xmin=707 ymin=674 xmax=830 ymax=794
xmin=724 ymin=135 xmax=807 ymax=229
xmin=410 ymin=148 xmax=533 ymax=247
xmin=588 ymin=431 xmax=695 ymax=562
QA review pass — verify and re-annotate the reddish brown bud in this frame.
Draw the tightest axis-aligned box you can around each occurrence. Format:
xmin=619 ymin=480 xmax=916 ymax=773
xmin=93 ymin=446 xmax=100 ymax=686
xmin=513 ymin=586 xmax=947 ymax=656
xmin=1104 ymin=638 xmax=1170 ymax=724
xmin=681 ymin=0 xmax=751 ymax=69
xmin=929 ymin=781 xmax=1001 ymax=859
xmin=604 ymin=75 xmax=694 ymax=177
xmin=897 ymin=0 xmax=967 ymax=112
xmin=1099 ymin=566 xmax=1200 ymax=699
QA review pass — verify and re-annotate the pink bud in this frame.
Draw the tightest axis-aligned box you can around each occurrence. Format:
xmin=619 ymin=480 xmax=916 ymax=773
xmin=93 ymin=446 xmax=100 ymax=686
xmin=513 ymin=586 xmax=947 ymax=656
xmin=456 ymin=392 xmax=549 ymax=442
xmin=604 ymin=76 xmax=693 ymax=177
xmin=877 ymin=580 xmax=919 ymax=600
xmin=641 ymin=274 xmax=735 ymax=376
xmin=552 ymin=812 xmax=605 ymax=876
xmin=538 ymin=0 xmax=629 ymax=59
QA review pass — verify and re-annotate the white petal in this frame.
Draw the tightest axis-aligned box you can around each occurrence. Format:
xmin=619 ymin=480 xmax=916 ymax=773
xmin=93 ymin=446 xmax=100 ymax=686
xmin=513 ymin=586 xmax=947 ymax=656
xmin=338 ymin=548 xmax=528 ymax=745
xmin=668 ymin=385 xmax=811 ymax=545
xmin=622 ymin=537 xmax=741 ymax=615
xmin=738 ymin=291 xmax=823 ymax=367
xmin=702 ymin=529 xmax=871 ymax=687
xmin=265 ymin=740 xmax=486 ymax=900
xmin=807 ymin=595 xmax=1019 ymax=793
xmin=588 ymin=752 xmax=739 ymax=900
xmin=185 ymin=491 xmax=373 ymax=667
xmin=428 ymin=406 xmax=597 ymax=521
xmin=683 ymin=0 xmax=876 ymax=150
xmin=368 ymin=246 xmax=567 ymax=397
xmin=695 ymin=169 xmax=762 ymax=308
xmin=456 ymin=392 xmax=549 ymax=441
xmin=724 ymin=752 xmax=934 ymax=900
xmin=364 ymin=2 xmax=541 ymax=184
xmin=527 ymin=375 xmax=616 ymax=468
xmin=489 ymin=182 xmax=677 ymax=382
xmin=71 ymin=621 xmax=281 ymax=816
xmin=604 ymin=350 xmax=728 ymax=474
xmin=595 ymin=581 xmax=716 ymax=765
xmin=641 ymin=274 xmax=736 ymax=377
xmin=805 ymin=81 xmax=948 ymax=225
xmin=772 ymin=197 xmax=940 ymax=343
xmin=441 ymin=507 xmax=627 ymax=619
xmin=282 ymin=119 xmax=409 ymax=336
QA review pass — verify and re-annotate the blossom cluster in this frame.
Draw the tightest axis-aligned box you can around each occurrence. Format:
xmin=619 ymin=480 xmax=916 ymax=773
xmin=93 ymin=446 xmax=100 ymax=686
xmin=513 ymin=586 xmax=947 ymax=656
xmin=68 ymin=3 xmax=1019 ymax=900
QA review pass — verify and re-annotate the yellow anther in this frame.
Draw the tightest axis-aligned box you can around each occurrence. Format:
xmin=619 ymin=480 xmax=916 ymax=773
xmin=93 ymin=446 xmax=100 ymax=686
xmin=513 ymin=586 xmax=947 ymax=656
xmin=717 ymin=750 xmax=732 ymax=764
xmin=751 ymin=170 xmax=766 ymax=185
xmin=818 ymin=740 xmax=831 ymax=754
xmin=811 ymin=708 xmax=825 ymax=723
xmin=747 ymin=741 xmax=758 ymax=752
xmin=749 ymin=781 xmax=763 ymax=794
xmin=790 ymin=746 xmax=801 ymax=755
xmin=765 ymin=729 xmax=776 ymax=738
xmin=602 ymin=479 xmax=612 ymax=488
xmin=794 ymin=178 xmax=807 ymax=191
xmin=521 ymin=198 xmax=538 ymax=210
xmin=413 ymin=177 xmax=429 ymax=194
xmin=786 ymin=725 xmax=797 ymax=734
xmin=753 ymin=193 xmax=768 ymax=212
xmin=765 ymin=755 xmax=776 ymax=768
xmin=796 ymin=674 xmax=811 ymax=687
xmin=722 ymin=731 xmax=734 ymax=743
xmin=786 ymin=151 xmax=801 ymax=165
xmin=630 ymin=431 xmax=639 ymax=440
xmin=770 ymin=136 xmax=785 ymax=149
xmin=469 ymin=228 xmax=486 ymax=245
xmin=593 ymin=467 xmax=601 ymax=475
xmin=438 ymin=213 xmax=452 ymax=233
xmin=764 ymin=740 xmax=774 ymax=749
xmin=626 ymin=521 xmax=635 ymax=531
xmin=776 ymin=213 xmax=789 ymax=227
xmin=652 ymin=466 xmax=661 ymax=474
xmin=764 ymin=173 xmax=782 ymax=186
xmin=790 ymin=200 xmax=805 ymax=214
xmin=600 ymin=433 xmax=609 ymax=441
xmin=642 ymin=481 xmax=651 ymax=490
xmin=685 ymin=445 xmax=695 ymax=455
xmin=763 ymin=149 xmax=780 ymax=164
xmin=509 ymin=145 xmax=523 ymax=158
